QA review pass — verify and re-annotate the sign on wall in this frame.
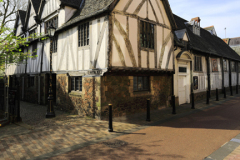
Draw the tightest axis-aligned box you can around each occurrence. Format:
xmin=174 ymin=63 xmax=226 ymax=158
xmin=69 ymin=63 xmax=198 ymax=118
xmin=193 ymin=76 xmax=198 ymax=90
xmin=211 ymin=58 xmax=218 ymax=72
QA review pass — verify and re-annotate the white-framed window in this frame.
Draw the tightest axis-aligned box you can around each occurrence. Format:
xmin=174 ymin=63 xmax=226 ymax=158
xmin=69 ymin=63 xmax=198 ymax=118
xmin=78 ymin=22 xmax=89 ymax=47
xmin=71 ymin=76 xmax=82 ymax=91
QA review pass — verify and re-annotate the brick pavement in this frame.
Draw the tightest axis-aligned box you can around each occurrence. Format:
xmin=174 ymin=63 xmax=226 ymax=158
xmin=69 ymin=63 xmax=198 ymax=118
xmin=0 ymin=92 xmax=239 ymax=160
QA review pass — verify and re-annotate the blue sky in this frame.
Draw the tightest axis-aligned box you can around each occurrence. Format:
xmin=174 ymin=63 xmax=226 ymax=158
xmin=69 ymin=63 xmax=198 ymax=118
xmin=168 ymin=0 xmax=240 ymax=39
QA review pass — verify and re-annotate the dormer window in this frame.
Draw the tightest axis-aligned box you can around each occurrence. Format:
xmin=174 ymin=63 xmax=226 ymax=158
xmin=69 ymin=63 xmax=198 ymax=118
xmin=45 ymin=16 xmax=58 ymax=34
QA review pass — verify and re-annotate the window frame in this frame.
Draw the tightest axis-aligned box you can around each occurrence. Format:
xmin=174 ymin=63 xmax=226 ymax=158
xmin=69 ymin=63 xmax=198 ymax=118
xmin=70 ymin=76 xmax=82 ymax=92
xmin=211 ymin=58 xmax=218 ymax=72
xmin=194 ymin=56 xmax=202 ymax=72
xmin=78 ymin=22 xmax=89 ymax=47
xmin=140 ymin=20 xmax=155 ymax=49
xmin=133 ymin=76 xmax=150 ymax=92
xmin=51 ymin=35 xmax=58 ymax=53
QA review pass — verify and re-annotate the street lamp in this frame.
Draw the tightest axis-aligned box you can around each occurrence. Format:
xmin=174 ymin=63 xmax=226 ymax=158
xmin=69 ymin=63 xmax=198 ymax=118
xmin=46 ymin=23 xmax=56 ymax=118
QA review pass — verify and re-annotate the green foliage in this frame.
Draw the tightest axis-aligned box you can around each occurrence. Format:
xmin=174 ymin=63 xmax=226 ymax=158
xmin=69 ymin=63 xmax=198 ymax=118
xmin=0 ymin=23 xmax=48 ymax=71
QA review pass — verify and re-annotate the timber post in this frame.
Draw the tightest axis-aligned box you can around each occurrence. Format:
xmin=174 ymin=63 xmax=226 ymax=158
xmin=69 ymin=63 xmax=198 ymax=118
xmin=206 ymin=90 xmax=210 ymax=104
xmin=146 ymin=99 xmax=151 ymax=121
xmin=191 ymin=93 xmax=195 ymax=109
xmin=216 ymin=88 xmax=219 ymax=101
xmin=224 ymin=87 xmax=226 ymax=98
xmin=171 ymin=96 xmax=176 ymax=114
xmin=108 ymin=104 xmax=113 ymax=132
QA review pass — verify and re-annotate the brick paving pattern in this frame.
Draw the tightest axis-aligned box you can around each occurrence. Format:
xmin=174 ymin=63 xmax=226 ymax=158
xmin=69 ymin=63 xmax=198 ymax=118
xmin=0 ymin=92 xmax=239 ymax=160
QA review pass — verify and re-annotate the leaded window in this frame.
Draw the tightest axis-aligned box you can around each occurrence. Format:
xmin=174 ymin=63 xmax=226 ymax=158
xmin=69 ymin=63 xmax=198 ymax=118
xmin=140 ymin=21 xmax=154 ymax=49
xmin=45 ymin=16 xmax=58 ymax=34
xmin=133 ymin=76 xmax=150 ymax=91
xmin=78 ymin=22 xmax=89 ymax=47
xmin=194 ymin=56 xmax=202 ymax=72
xmin=71 ymin=76 xmax=82 ymax=91
xmin=51 ymin=35 xmax=58 ymax=53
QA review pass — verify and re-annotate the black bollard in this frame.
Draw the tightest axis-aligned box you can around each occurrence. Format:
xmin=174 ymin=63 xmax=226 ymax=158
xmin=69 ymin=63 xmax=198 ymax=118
xmin=172 ymin=96 xmax=176 ymax=114
xmin=216 ymin=88 xmax=219 ymax=101
xmin=191 ymin=93 xmax=195 ymax=109
xmin=230 ymin=85 xmax=233 ymax=96
xmin=206 ymin=90 xmax=209 ymax=104
xmin=146 ymin=99 xmax=151 ymax=121
xmin=108 ymin=104 xmax=113 ymax=132
xmin=224 ymin=87 xmax=226 ymax=98
xmin=236 ymin=85 xmax=238 ymax=94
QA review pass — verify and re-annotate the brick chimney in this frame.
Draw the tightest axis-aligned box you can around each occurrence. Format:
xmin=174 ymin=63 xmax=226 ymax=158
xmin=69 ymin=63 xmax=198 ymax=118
xmin=190 ymin=17 xmax=201 ymax=36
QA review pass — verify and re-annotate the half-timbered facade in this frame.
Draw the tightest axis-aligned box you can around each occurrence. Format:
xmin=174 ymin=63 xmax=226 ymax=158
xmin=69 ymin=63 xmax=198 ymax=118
xmin=173 ymin=14 xmax=240 ymax=105
xmin=6 ymin=0 xmax=177 ymax=119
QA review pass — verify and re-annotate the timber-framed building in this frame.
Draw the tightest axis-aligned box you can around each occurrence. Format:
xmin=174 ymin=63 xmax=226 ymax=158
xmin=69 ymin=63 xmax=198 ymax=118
xmin=6 ymin=0 xmax=240 ymax=119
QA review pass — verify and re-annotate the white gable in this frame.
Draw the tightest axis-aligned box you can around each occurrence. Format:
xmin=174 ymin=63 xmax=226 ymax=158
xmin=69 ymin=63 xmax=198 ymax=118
xmin=41 ymin=0 xmax=61 ymax=19
xmin=28 ymin=4 xmax=36 ymax=29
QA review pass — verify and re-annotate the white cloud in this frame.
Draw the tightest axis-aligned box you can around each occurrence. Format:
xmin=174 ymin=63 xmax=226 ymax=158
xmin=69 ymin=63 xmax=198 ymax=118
xmin=169 ymin=0 xmax=240 ymax=38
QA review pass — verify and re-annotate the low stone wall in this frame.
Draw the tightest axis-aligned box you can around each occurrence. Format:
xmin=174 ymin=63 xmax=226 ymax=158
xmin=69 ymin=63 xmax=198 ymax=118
xmin=55 ymin=74 xmax=101 ymax=119
xmin=100 ymin=74 xmax=172 ymax=120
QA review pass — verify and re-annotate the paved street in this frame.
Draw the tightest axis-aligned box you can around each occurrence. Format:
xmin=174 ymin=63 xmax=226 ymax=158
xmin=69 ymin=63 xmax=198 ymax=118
xmin=49 ymin=95 xmax=240 ymax=160
xmin=0 ymin=93 xmax=240 ymax=160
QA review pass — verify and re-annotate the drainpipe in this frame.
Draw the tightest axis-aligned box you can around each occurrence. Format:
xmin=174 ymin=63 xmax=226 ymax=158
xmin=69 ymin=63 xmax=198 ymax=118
xmin=38 ymin=22 xmax=44 ymax=104
xmin=221 ymin=57 xmax=224 ymax=93
xmin=206 ymin=56 xmax=211 ymax=97
xmin=229 ymin=60 xmax=232 ymax=96
xmin=237 ymin=61 xmax=239 ymax=94
xmin=172 ymin=46 xmax=177 ymax=114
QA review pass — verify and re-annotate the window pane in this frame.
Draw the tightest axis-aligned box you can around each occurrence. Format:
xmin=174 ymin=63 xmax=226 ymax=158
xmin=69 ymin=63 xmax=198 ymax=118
xmin=133 ymin=77 xmax=137 ymax=91
xmin=138 ymin=77 xmax=143 ymax=90
xmin=179 ymin=67 xmax=187 ymax=73
xmin=71 ymin=77 xmax=75 ymax=90
xmin=75 ymin=77 xmax=79 ymax=90
xmin=81 ymin=25 xmax=84 ymax=46
xmin=143 ymin=77 xmax=149 ymax=90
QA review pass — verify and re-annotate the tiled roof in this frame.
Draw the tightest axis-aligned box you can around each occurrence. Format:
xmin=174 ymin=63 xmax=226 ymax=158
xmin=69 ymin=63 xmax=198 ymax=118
xmin=57 ymin=0 xmax=115 ymax=31
xmin=18 ymin=10 xmax=26 ymax=26
xmin=173 ymin=14 xmax=240 ymax=61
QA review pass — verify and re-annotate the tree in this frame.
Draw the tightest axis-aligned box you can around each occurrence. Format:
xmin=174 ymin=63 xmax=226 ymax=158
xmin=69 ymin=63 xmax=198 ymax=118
xmin=0 ymin=0 xmax=46 ymax=71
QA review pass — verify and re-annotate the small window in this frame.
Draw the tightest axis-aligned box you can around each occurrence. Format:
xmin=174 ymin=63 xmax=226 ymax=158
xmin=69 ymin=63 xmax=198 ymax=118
xmin=78 ymin=22 xmax=89 ymax=47
xmin=211 ymin=58 xmax=218 ymax=72
xmin=45 ymin=16 xmax=58 ymax=34
xmin=223 ymin=59 xmax=228 ymax=72
xmin=179 ymin=67 xmax=187 ymax=73
xmin=133 ymin=76 xmax=150 ymax=91
xmin=50 ymin=35 xmax=58 ymax=53
xmin=32 ymin=42 xmax=37 ymax=57
xmin=231 ymin=61 xmax=236 ymax=72
xmin=71 ymin=76 xmax=82 ymax=91
xmin=194 ymin=56 xmax=202 ymax=72
xmin=140 ymin=21 xmax=154 ymax=49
